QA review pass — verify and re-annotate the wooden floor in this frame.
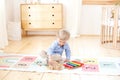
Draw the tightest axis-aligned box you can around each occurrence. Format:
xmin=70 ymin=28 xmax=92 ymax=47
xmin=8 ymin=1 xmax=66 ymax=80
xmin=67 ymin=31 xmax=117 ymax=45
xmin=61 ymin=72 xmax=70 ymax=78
xmin=1 ymin=36 xmax=120 ymax=80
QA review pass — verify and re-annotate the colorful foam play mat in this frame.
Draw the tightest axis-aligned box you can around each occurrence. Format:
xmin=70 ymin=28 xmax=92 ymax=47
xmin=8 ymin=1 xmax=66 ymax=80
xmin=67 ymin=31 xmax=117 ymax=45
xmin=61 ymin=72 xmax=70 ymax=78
xmin=0 ymin=54 xmax=120 ymax=75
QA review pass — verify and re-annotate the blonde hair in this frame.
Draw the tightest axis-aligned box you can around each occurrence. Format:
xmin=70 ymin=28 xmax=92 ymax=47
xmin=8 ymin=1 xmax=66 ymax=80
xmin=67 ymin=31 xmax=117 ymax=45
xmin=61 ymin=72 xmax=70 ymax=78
xmin=57 ymin=29 xmax=70 ymax=40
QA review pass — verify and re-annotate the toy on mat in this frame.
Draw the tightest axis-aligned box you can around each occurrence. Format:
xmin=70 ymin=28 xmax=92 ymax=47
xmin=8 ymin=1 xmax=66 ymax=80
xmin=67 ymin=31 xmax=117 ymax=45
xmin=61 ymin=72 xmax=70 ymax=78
xmin=48 ymin=54 xmax=63 ymax=70
xmin=63 ymin=60 xmax=84 ymax=69
xmin=36 ymin=50 xmax=48 ymax=66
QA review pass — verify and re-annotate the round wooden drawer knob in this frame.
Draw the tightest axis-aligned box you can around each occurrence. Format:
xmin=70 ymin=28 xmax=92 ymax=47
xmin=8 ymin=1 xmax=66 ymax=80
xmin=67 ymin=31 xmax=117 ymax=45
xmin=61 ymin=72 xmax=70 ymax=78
xmin=52 ymin=6 xmax=54 ymax=8
xmin=28 ymin=7 xmax=30 ymax=9
xmin=52 ymin=14 xmax=54 ymax=16
xmin=29 ymin=22 xmax=31 ymax=25
xmin=29 ymin=15 xmax=31 ymax=17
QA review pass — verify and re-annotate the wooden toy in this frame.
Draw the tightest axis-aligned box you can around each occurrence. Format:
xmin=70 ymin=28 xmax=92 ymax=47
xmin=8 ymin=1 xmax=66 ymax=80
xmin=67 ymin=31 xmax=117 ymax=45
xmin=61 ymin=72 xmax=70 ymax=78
xmin=48 ymin=54 xmax=63 ymax=70
xmin=63 ymin=60 xmax=84 ymax=69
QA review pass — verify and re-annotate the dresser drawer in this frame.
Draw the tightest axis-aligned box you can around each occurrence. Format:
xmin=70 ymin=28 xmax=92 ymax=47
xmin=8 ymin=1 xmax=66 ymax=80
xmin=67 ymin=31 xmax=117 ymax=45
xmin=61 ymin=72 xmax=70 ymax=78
xmin=21 ymin=4 xmax=63 ymax=35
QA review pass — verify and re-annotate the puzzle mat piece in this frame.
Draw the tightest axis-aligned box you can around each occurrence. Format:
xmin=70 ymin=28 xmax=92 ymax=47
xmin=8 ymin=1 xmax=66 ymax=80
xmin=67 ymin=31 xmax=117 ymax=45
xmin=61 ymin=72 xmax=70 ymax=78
xmin=98 ymin=61 xmax=120 ymax=74
xmin=20 ymin=56 xmax=37 ymax=62
xmin=0 ymin=55 xmax=38 ymax=70
xmin=0 ymin=55 xmax=22 ymax=68
xmin=13 ymin=61 xmax=32 ymax=69
xmin=13 ymin=56 xmax=38 ymax=69
xmin=81 ymin=58 xmax=98 ymax=65
xmin=82 ymin=64 xmax=99 ymax=72
xmin=98 ymin=57 xmax=120 ymax=68
xmin=99 ymin=61 xmax=117 ymax=69
xmin=31 ymin=57 xmax=48 ymax=66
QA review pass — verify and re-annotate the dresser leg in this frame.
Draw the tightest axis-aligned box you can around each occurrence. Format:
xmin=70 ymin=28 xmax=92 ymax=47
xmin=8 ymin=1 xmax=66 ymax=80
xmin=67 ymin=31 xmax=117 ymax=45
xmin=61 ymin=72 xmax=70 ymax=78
xmin=22 ymin=30 xmax=27 ymax=36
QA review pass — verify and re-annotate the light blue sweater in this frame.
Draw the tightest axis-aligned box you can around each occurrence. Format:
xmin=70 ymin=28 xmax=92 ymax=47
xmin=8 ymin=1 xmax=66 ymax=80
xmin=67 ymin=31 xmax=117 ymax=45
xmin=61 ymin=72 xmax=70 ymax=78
xmin=47 ymin=40 xmax=71 ymax=60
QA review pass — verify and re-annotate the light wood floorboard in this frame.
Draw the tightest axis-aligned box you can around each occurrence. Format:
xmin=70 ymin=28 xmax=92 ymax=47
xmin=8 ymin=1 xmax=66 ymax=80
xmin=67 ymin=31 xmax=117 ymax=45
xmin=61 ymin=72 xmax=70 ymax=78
xmin=3 ymin=36 xmax=120 ymax=57
xmin=0 ymin=36 xmax=120 ymax=80
xmin=0 ymin=70 xmax=10 ymax=80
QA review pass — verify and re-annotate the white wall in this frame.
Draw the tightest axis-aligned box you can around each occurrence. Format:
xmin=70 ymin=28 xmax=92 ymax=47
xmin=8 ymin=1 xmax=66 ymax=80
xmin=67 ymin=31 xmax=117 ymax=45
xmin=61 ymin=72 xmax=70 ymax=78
xmin=0 ymin=0 xmax=8 ymax=48
xmin=60 ymin=0 xmax=82 ymax=37
xmin=6 ymin=0 xmax=14 ymax=22
xmin=13 ymin=0 xmax=21 ymax=22
xmin=5 ymin=0 xmax=106 ymax=36
xmin=80 ymin=5 xmax=102 ymax=35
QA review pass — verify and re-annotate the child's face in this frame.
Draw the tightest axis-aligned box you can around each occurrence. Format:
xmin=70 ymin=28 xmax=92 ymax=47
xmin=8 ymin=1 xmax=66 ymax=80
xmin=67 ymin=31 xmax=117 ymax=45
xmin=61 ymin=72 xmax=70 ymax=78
xmin=58 ymin=39 xmax=66 ymax=46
